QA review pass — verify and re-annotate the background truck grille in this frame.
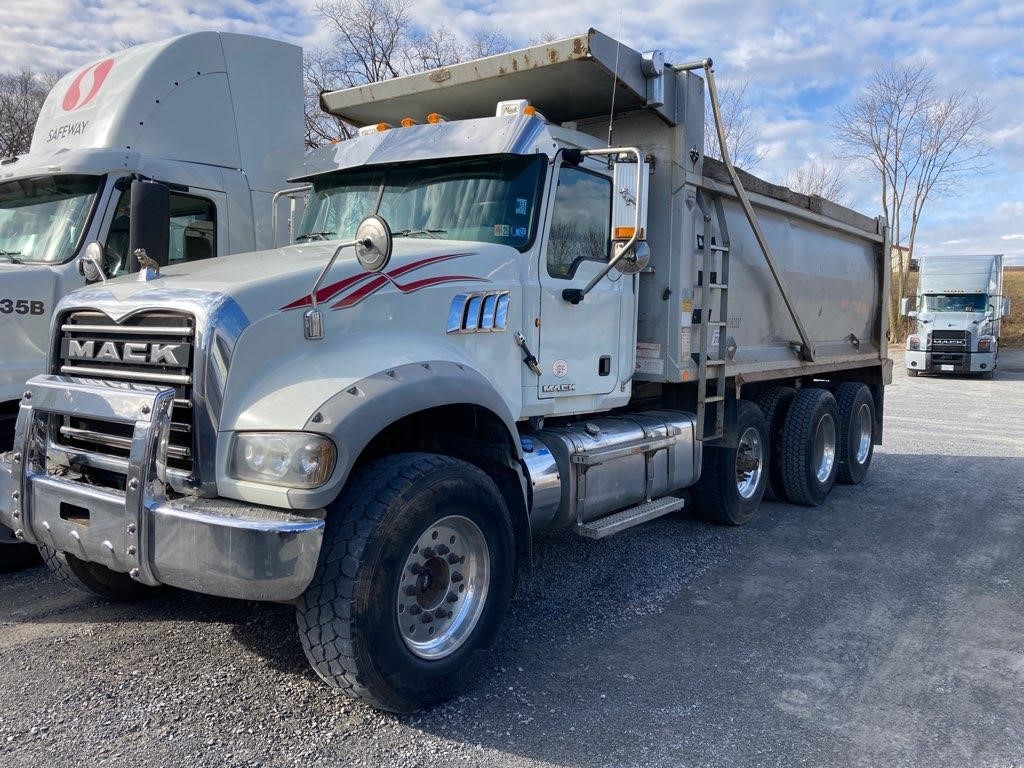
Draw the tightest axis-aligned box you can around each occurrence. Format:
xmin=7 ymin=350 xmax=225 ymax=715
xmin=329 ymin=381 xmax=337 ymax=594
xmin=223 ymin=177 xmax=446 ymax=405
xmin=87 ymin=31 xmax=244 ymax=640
xmin=931 ymin=330 xmax=969 ymax=349
xmin=56 ymin=311 xmax=196 ymax=475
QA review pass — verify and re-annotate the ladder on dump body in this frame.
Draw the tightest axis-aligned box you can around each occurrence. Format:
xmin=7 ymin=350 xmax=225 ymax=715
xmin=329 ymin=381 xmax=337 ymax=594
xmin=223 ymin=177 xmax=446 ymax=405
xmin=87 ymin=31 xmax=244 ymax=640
xmin=695 ymin=191 xmax=730 ymax=442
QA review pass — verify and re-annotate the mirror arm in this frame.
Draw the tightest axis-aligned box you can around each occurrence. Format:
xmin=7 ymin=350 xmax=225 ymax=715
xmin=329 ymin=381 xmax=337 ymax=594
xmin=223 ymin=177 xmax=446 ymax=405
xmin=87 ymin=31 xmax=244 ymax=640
xmin=561 ymin=146 xmax=643 ymax=305
xmin=307 ymin=238 xmax=368 ymax=311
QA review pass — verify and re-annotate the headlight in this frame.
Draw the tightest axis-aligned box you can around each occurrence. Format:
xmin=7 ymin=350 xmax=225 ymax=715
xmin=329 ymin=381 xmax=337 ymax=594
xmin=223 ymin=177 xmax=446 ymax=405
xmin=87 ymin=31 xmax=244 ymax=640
xmin=978 ymin=337 xmax=992 ymax=352
xmin=229 ymin=432 xmax=336 ymax=488
xmin=908 ymin=335 xmax=921 ymax=351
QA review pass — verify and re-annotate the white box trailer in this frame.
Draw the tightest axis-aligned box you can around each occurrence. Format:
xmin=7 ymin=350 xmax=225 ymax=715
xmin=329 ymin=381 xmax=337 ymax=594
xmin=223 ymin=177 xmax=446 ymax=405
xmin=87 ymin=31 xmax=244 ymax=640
xmin=0 ymin=32 xmax=304 ymax=545
xmin=0 ymin=30 xmax=890 ymax=709
xmin=902 ymin=254 xmax=1009 ymax=378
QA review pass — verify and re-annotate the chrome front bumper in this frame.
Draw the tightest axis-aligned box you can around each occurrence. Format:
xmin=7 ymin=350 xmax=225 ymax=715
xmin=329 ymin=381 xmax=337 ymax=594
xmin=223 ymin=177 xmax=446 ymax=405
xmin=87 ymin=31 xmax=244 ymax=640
xmin=0 ymin=375 xmax=324 ymax=601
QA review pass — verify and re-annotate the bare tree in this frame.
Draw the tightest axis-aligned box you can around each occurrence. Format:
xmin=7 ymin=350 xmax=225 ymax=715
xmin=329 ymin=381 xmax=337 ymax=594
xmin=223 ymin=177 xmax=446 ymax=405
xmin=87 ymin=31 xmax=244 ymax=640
xmin=304 ymin=0 xmax=514 ymax=148
xmin=835 ymin=61 xmax=991 ymax=336
xmin=783 ymin=159 xmax=847 ymax=204
xmin=704 ymin=77 xmax=764 ymax=170
xmin=0 ymin=69 xmax=59 ymax=158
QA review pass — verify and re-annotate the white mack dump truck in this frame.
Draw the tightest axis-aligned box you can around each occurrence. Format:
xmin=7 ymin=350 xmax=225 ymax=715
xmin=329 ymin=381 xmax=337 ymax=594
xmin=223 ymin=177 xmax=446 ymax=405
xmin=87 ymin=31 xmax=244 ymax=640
xmin=0 ymin=31 xmax=891 ymax=711
xmin=902 ymin=254 xmax=1010 ymax=378
xmin=0 ymin=32 xmax=303 ymax=547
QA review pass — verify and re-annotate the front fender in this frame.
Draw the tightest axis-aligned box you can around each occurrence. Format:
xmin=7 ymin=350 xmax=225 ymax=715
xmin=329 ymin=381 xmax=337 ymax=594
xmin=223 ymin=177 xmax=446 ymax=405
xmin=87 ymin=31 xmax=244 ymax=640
xmin=216 ymin=327 xmax=522 ymax=509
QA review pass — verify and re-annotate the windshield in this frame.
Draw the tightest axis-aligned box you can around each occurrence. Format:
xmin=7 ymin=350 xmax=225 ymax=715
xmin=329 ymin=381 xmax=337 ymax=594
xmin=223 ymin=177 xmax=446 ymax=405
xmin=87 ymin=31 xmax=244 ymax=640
xmin=297 ymin=155 xmax=547 ymax=251
xmin=0 ymin=174 xmax=104 ymax=263
xmin=922 ymin=293 xmax=987 ymax=313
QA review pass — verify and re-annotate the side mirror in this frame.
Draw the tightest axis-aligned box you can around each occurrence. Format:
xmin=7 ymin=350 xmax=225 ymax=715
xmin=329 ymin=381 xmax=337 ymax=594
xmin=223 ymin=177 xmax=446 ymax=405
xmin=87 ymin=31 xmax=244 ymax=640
xmin=129 ymin=180 xmax=170 ymax=269
xmin=899 ymin=297 xmax=917 ymax=317
xmin=354 ymin=215 xmax=393 ymax=273
xmin=1002 ymin=297 xmax=1011 ymax=318
xmin=78 ymin=241 xmax=107 ymax=283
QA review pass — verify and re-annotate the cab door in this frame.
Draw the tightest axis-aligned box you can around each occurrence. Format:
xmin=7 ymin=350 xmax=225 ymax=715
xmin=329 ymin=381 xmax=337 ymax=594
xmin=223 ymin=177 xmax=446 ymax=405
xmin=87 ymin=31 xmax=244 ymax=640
xmin=536 ymin=160 xmax=624 ymax=400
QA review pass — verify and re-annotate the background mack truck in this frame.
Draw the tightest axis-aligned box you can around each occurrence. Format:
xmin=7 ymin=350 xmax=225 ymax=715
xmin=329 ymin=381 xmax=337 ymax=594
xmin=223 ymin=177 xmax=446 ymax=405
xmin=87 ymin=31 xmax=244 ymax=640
xmin=0 ymin=32 xmax=303 ymax=550
xmin=0 ymin=31 xmax=891 ymax=712
xmin=902 ymin=254 xmax=1010 ymax=378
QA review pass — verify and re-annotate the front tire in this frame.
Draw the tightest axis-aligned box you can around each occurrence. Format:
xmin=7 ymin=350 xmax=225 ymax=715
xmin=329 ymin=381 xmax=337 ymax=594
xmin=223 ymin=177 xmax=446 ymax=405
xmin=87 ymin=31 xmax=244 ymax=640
xmin=38 ymin=544 xmax=154 ymax=601
xmin=779 ymin=388 xmax=840 ymax=506
xmin=296 ymin=453 xmax=515 ymax=713
xmin=692 ymin=401 xmax=770 ymax=526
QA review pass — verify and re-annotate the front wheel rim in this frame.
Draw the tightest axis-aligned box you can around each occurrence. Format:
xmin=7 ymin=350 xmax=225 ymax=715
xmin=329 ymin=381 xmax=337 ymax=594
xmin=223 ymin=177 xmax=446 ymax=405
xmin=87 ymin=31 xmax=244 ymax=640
xmin=397 ymin=515 xmax=490 ymax=660
xmin=813 ymin=413 xmax=837 ymax=483
xmin=854 ymin=402 xmax=872 ymax=464
xmin=736 ymin=426 xmax=764 ymax=499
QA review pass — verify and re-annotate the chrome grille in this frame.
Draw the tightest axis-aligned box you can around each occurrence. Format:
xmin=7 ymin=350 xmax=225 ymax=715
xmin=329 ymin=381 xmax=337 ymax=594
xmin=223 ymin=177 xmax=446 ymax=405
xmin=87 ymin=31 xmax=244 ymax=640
xmin=56 ymin=311 xmax=196 ymax=475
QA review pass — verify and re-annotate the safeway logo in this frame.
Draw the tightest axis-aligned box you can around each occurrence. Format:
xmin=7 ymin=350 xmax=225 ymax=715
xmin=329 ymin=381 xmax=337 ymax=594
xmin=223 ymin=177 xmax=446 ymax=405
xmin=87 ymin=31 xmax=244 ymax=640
xmin=62 ymin=58 xmax=115 ymax=112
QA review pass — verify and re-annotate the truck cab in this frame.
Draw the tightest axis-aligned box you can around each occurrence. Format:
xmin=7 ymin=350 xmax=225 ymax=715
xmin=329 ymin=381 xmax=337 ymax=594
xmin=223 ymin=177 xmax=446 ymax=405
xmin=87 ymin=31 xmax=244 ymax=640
xmin=0 ymin=32 xmax=303 ymax=543
xmin=902 ymin=254 xmax=1010 ymax=378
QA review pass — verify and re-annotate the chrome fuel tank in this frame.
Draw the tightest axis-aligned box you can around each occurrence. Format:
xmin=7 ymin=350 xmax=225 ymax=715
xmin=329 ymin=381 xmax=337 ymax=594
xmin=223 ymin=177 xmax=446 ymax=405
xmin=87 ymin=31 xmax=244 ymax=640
xmin=524 ymin=410 xmax=697 ymax=530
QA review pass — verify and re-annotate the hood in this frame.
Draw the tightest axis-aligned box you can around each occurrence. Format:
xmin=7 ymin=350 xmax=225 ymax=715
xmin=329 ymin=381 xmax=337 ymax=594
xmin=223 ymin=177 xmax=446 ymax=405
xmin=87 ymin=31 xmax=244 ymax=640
xmin=56 ymin=238 xmax=519 ymax=324
xmin=917 ymin=310 xmax=987 ymax=330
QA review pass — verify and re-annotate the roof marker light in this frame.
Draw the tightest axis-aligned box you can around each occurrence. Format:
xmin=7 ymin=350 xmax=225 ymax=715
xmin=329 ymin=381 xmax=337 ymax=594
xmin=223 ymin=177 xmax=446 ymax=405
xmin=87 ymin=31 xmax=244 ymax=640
xmin=400 ymin=117 xmax=418 ymax=127
xmin=357 ymin=122 xmax=393 ymax=136
xmin=426 ymin=112 xmax=447 ymax=124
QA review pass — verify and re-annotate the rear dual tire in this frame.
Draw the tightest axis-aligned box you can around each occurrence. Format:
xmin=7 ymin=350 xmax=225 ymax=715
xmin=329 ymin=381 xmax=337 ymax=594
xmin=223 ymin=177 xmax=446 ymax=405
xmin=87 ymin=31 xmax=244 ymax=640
xmin=692 ymin=401 xmax=770 ymax=526
xmin=779 ymin=388 xmax=840 ymax=506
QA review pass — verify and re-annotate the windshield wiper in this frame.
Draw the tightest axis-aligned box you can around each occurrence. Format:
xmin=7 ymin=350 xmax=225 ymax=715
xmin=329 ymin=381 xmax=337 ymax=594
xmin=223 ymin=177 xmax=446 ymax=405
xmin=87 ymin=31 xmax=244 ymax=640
xmin=0 ymin=249 xmax=23 ymax=263
xmin=295 ymin=231 xmax=334 ymax=242
xmin=394 ymin=228 xmax=446 ymax=239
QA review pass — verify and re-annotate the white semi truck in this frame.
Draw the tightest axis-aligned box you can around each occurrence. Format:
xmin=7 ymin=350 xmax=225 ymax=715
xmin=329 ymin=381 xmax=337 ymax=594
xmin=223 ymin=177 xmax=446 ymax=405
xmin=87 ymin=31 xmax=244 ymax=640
xmin=902 ymin=254 xmax=1010 ymax=378
xmin=0 ymin=32 xmax=303 ymax=548
xmin=0 ymin=32 xmax=891 ymax=710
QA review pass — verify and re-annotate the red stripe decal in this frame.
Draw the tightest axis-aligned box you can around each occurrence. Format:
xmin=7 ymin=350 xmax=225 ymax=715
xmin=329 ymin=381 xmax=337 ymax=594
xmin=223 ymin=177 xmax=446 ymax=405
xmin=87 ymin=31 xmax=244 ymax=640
xmin=279 ymin=252 xmax=477 ymax=311
xmin=280 ymin=271 xmax=374 ymax=310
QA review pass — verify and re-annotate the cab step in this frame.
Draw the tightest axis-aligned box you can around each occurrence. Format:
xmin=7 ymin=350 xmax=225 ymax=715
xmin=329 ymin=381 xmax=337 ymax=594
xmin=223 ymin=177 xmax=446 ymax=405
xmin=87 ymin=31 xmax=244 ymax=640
xmin=576 ymin=496 xmax=685 ymax=539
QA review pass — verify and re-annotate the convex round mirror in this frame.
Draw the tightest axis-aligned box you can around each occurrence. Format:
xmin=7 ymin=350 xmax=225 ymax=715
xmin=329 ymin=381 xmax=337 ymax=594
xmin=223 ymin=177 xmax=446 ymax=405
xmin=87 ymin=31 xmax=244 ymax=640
xmin=614 ymin=240 xmax=651 ymax=274
xmin=354 ymin=215 xmax=393 ymax=273
xmin=78 ymin=241 xmax=107 ymax=283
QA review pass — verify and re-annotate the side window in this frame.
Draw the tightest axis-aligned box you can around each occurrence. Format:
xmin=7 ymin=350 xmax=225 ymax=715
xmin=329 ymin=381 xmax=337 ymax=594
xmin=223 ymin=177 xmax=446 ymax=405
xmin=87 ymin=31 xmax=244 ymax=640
xmin=169 ymin=192 xmax=216 ymax=265
xmin=546 ymin=165 xmax=612 ymax=279
xmin=102 ymin=185 xmax=217 ymax=274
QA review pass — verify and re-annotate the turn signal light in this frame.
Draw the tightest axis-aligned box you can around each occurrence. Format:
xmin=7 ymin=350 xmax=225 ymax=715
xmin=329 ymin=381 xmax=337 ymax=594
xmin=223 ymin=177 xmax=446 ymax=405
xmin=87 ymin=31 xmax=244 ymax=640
xmin=613 ymin=226 xmax=636 ymax=239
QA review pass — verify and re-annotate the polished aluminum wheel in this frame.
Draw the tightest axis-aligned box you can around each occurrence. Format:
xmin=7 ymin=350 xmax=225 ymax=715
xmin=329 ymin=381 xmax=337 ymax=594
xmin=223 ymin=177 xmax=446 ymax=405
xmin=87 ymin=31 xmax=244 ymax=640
xmin=813 ymin=413 xmax=837 ymax=483
xmin=396 ymin=515 xmax=490 ymax=660
xmin=854 ymin=402 xmax=872 ymax=464
xmin=735 ymin=425 xmax=764 ymax=499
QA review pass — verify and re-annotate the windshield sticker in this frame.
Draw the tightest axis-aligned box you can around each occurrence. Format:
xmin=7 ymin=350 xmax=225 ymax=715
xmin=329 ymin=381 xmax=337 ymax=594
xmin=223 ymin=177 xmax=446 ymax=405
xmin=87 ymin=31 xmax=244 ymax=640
xmin=514 ymin=226 xmax=527 ymax=238
xmin=515 ymin=198 xmax=528 ymax=215
xmin=493 ymin=224 xmax=510 ymax=238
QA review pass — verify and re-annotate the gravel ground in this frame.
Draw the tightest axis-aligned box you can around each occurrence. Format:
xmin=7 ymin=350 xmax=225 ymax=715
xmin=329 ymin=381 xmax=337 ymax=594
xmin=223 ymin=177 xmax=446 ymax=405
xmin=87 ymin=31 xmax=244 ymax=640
xmin=1 ymin=351 xmax=1023 ymax=768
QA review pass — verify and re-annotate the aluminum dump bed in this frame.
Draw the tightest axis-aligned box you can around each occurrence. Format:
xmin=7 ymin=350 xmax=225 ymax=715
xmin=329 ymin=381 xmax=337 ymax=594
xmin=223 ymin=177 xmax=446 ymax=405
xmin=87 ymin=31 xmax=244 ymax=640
xmin=320 ymin=30 xmax=890 ymax=387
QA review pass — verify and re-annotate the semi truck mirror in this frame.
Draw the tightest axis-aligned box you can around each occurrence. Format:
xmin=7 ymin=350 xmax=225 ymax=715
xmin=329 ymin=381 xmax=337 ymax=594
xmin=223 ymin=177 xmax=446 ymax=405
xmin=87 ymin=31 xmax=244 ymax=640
xmin=128 ymin=180 xmax=170 ymax=268
xmin=78 ymin=241 xmax=108 ymax=283
xmin=354 ymin=215 xmax=393 ymax=273
xmin=899 ymin=297 xmax=910 ymax=316
xmin=1002 ymin=297 xmax=1012 ymax=317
